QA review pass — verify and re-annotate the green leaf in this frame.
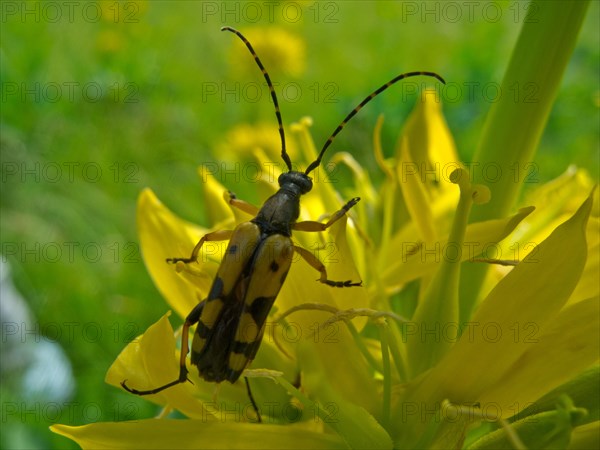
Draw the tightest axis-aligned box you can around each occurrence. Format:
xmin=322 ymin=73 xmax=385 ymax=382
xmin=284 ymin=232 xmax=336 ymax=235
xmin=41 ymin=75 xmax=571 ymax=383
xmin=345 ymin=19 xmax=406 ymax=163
xmin=513 ymin=366 xmax=600 ymax=425
xmin=468 ymin=396 xmax=588 ymax=450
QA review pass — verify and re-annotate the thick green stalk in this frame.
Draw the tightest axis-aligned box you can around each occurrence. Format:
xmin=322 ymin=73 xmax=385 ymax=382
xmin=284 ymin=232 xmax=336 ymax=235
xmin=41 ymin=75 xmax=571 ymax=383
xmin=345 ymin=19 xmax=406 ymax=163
xmin=461 ymin=0 xmax=590 ymax=321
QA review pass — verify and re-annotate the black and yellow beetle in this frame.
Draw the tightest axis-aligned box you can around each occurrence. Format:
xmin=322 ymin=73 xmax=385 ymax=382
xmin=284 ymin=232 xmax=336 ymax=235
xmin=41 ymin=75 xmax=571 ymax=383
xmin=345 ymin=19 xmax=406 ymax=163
xmin=122 ymin=26 xmax=444 ymax=420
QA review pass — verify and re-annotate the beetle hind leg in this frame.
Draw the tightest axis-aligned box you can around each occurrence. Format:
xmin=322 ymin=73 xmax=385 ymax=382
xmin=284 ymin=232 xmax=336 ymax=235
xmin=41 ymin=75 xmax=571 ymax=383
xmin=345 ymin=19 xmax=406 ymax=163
xmin=244 ymin=377 xmax=262 ymax=423
xmin=120 ymin=301 xmax=205 ymax=395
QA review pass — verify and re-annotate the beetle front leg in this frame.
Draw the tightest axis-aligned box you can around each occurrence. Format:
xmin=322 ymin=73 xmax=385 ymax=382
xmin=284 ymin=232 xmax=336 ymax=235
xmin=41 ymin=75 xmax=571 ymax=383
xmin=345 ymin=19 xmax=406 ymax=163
xmin=226 ymin=190 xmax=260 ymax=216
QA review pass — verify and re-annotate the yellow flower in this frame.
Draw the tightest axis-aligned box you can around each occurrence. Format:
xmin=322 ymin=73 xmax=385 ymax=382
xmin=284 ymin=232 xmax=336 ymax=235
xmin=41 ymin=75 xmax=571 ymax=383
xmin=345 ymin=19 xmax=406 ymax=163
xmin=99 ymin=0 xmax=148 ymax=23
xmin=216 ymin=122 xmax=300 ymax=165
xmin=95 ymin=1 xmax=149 ymax=55
xmin=96 ymin=29 xmax=124 ymax=54
xmin=52 ymin=85 xmax=598 ymax=448
xmin=228 ymin=27 xmax=306 ymax=78
xmin=51 ymin=3 xmax=598 ymax=447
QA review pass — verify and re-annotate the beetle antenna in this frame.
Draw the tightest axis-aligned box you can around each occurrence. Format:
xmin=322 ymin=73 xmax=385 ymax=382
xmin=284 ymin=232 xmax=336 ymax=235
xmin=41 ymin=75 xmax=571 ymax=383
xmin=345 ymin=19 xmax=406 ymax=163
xmin=222 ymin=26 xmax=293 ymax=172
xmin=305 ymin=71 xmax=446 ymax=175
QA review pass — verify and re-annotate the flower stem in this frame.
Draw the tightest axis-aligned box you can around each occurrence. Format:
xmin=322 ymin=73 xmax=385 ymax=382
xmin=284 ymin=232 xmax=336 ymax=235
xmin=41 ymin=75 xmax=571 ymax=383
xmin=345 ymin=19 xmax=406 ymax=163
xmin=462 ymin=0 xmax=590 ymax=320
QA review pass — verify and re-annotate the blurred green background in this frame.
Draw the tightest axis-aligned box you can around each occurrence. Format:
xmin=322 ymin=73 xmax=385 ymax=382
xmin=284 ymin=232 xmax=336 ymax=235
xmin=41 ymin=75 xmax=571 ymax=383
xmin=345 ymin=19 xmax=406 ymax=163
xmin=1 ymin=1 xmax=598 ymax=448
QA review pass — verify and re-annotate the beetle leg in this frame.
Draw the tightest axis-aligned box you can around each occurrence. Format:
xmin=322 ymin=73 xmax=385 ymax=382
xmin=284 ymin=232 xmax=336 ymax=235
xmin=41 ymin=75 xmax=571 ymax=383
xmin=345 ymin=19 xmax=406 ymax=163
xmin=293 ymin=197 xmax=360 ymax=232
xmin=226 ymin=190 xmax=260 ymax=216
xmin=121 ymin=301 xmax=205 ymax=395
xmin=167 ymin=229 xmax=233 ymax=264
xmin=293 ymin=245 xmax=362 ymax=287
xmin=244 ymin=377 xmax=262 ymax=423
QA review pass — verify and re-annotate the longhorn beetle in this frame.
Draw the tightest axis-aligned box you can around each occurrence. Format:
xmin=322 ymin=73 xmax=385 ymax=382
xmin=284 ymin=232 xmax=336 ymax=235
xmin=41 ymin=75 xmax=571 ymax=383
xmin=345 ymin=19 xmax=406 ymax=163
xmin=121 ymin=26 xmax=445 ymax=422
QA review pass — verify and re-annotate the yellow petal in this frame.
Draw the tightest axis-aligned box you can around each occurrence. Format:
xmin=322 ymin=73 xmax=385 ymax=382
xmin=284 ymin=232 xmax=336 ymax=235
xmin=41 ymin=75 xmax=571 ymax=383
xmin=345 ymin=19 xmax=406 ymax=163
xmin=380 ymin=206 xmax=534 ymax=290
xmin=105 ymin=313 xmax=211 ymax=419
xmin=393 ymin=194 xmax=593 ymax=446
xmin=395 ymin=88 xmax=460 ymax=198
xmin=51 ymin=419 xmax=345 ymax=449
xmin=290 ymin=117 xmax=348 ymax=217
xmin=441 ymin=194 xmax=590 ymax=400
xmin=197 ymin=165 xmax=234 ymax=225
xmin=568 ymin=421 xmax=600 ymax=450
xmin=413 ymin=193 xmax=592 ymax=408
xmin=297 ymin=340 xmax=392 ymax=448
xmin=480 ymin=296 xmax=600 ymax=409
xmin=277 ymin=217 xmax=372 ymax=410
xmin=279 ymin=215 xmax=367 ymax=320
xmin=397 ymin=134 xmax=436 ymax=243
xmin=137 ymin=188 xmax=217 ymax=319
xmin=569 ymin=216 xmax=600 ymax=304
xmin=495 ymin=169 xmax=596 ymax=267
xmin=299 ymin=322 xmax=379 ymax=416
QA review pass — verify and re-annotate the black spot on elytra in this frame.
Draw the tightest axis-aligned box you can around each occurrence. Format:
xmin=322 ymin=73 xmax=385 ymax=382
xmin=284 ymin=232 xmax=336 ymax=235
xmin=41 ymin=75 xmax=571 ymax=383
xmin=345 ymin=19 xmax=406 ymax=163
xmin=231 ymin=340 xmax=255 ymax=357
xmin=270 ymin=261 xmax=279 ymax=272
xmin=246 ymin=296 xmax=275 ymax=328
xmin=228 ymin=244 xmax=238 ymax=254
xmin=196 ymin=321 xmax=212 ymax=338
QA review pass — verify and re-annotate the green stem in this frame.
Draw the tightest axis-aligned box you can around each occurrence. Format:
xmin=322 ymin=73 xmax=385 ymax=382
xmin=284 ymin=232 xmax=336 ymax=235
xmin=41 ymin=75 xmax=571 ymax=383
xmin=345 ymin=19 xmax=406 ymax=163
xmin=377 ymin=321 xmax=391 ymax=431
xmin=461 ymin=0 xmax=590 ymax=321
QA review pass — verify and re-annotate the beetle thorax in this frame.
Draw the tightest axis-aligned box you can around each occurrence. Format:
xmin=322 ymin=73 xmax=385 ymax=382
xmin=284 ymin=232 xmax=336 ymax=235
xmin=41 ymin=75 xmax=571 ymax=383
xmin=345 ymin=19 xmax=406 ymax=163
xmin=252 ymin=171 xmax=312 ymax=236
